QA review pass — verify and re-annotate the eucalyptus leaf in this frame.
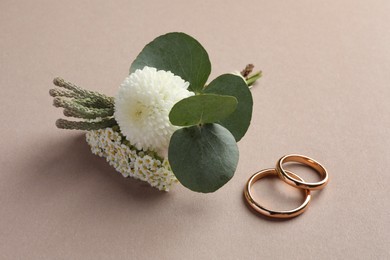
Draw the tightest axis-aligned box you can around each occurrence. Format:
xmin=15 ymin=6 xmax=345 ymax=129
xmin=169 ymin=94 xmax=237 ymax=126
xmin=168 ymin=123 xmax=239 ymax=193
xmin=130 ymin=32 xmax=211 ymax=93
xmin=204 ymin=74 xmax=253 ymax=141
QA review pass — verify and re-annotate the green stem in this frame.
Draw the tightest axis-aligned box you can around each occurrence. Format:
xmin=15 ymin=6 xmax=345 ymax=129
xmin=246 ymin=71 xmax=262 ymax=87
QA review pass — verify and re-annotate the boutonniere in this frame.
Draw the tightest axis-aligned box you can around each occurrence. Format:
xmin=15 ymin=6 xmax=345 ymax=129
xmin=50 ymin=32 xmax=261 ymax=193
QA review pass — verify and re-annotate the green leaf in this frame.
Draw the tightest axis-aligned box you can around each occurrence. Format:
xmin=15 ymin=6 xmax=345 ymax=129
xmin=168 ymin=123 xmax=239 ymax=193
xmin=130 ymin=32 xmax=211 ymax=93
xmin=169 ymin=94 xmax=238 ymax=126
xmin=204 ymin=74 xmax=253 ymax=141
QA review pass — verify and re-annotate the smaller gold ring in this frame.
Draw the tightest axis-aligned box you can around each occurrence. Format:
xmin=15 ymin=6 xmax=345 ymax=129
xmin=276 ymin=154 xmax=329 ymax=190
xmin=244 ymin=168 xmax=311 ymax=219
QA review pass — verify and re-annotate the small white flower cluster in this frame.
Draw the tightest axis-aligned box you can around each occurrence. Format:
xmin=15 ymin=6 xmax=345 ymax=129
xmin=86 ymin=127 xmax=177 ymax=191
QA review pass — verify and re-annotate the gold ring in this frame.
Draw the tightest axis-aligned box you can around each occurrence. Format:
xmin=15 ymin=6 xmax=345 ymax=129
xmin=276 ymin=154 xmax=329 ymax=190
xmin=244 ymin=168 xmax=311 ymax=218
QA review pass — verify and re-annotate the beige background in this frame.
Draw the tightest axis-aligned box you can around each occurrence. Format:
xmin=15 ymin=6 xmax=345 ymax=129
xmin=1 ymin=0 xmax=389 ymax=259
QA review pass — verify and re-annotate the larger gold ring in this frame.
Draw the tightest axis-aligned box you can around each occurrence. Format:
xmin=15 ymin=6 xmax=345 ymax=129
xmin=276 ymin=154 xmax=329 ymax=190
xmin=244 ymin=168 xmax=311 ymax=219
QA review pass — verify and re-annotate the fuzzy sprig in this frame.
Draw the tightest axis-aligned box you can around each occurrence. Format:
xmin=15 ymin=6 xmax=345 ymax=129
xmin=50 ymin=77 xmax=117 ymax=130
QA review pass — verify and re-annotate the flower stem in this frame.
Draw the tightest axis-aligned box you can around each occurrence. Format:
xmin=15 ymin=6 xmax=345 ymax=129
xmin=246 ymin=71 xmax=262 ymax=88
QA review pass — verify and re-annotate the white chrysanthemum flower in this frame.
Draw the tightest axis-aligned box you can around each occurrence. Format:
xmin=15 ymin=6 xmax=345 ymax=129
xmin=114 ymin=66 xmax=193 ymax=152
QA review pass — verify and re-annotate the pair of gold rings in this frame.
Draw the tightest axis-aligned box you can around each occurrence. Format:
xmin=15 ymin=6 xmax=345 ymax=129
xmin=244 ymin=154 xmax=329 ymax=219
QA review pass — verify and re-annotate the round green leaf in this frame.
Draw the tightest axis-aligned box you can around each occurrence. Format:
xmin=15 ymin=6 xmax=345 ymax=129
xmin=130 ymin=32 xmax=211 ymax=93
xmin=168 ymin=123 xmax=239 ymax=193
xmin=204 ymin=74 xmax=253 ymax=141
xmin=169 ymin=94 xmax=238 ymax=126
